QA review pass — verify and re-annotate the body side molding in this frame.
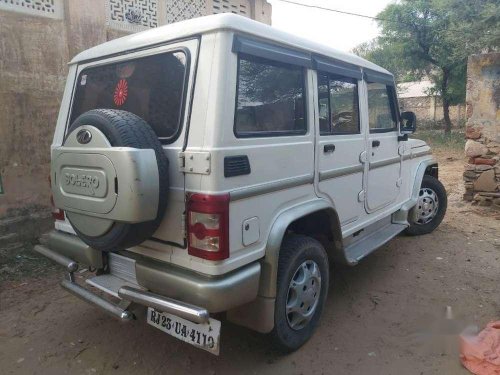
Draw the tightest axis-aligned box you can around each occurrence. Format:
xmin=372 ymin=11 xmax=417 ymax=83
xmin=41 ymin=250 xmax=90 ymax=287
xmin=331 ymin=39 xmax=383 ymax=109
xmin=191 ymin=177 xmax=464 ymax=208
xmin=229 ymin=174 xmax=314 ymax=201
xmin=319 ymin=164 xmax=364 ymax=181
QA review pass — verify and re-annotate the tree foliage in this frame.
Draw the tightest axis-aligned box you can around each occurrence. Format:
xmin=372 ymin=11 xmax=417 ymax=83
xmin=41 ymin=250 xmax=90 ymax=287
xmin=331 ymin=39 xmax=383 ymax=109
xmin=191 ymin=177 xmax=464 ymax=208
xmin=353 ymin=0 xmax=499 ymax=132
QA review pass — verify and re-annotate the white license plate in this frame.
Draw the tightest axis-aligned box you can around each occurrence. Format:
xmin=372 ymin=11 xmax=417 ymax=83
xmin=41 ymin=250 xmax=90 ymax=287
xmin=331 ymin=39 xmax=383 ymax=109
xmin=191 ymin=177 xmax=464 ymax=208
xmin=147 ymin=307 xmax=221 ymax=355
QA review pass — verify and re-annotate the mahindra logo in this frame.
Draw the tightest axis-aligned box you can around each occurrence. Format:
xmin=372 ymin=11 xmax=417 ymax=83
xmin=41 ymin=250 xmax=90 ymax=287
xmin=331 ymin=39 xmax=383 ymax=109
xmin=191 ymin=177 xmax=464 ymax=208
xmin=76 ymin=129 xmax=92 ymax=144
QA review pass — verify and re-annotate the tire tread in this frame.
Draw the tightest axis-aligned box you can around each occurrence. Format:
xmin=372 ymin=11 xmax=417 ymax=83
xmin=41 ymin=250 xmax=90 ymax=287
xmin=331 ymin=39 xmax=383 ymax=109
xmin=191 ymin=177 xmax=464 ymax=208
xmin=66 ymin=109 xmax=169 ymax=252
xmin=405 ymin=175 xmax=447 ymax=236
xmin=270 ymin=234 xmax=329 ymax=352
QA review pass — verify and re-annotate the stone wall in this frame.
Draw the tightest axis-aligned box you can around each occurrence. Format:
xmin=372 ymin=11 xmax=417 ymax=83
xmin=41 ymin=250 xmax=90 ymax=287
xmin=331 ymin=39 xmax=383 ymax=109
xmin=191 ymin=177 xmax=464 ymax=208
xmin=399 ymin=96 xmax=464 ymax=129
xmin=0 ymin=0 xmax=271 ymax=223
xmin=463 ymin=53 xmax=500 ymax=206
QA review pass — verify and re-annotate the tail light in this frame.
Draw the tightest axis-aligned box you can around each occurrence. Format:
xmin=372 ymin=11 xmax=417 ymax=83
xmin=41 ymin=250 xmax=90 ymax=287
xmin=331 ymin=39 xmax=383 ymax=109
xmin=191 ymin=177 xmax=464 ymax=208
xmin=48 ymin=175 xmax=65 ymax=221
xmin=187 ymin=193 xmax=229 ymax=261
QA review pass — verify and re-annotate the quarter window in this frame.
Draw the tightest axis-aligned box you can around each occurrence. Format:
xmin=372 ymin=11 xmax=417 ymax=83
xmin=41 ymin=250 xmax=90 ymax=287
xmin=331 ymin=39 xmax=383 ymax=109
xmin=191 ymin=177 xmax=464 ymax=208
xmin=318 ymin=73 xmax=360 ymax=135
xmin=367 ymin=83 xmax=398 ymax=132
xmin=234 ymin=54 xmax=307 ymax=137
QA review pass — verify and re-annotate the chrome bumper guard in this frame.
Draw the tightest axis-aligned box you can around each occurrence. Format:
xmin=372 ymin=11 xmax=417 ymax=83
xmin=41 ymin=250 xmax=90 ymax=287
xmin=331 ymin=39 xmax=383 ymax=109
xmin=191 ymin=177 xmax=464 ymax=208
xmin=61 ymin=278 xmax=134 ymax=321
xmin=35 ymin=244 xmax=210 ymax=324
xmin=118 ymin=286 xmax=209 ymax=324
xmin=34 ymin=244 xmax=78 ymax=273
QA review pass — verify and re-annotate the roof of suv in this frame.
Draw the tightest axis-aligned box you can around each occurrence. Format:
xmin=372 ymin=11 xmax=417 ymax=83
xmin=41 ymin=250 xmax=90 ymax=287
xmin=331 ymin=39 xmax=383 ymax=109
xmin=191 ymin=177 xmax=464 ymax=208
xmin=71 ymin=13 xmax=390 ymax=75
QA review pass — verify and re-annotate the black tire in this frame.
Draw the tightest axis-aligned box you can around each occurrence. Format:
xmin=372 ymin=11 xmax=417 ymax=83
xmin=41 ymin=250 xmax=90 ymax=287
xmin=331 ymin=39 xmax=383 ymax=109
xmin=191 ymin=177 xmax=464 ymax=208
xmin=405 ymin=175 xmax=447 ymax=236
xmin=270 ymin=235 xmax=329 ymax=352
xmin=65 ymin=109 xmax=169 ymax=252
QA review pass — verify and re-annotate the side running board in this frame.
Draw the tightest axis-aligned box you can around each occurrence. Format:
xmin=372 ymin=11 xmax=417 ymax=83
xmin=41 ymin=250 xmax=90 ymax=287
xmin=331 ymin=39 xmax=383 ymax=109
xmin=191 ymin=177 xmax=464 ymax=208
xmin=344 ymin=223 xmax=407 ymax=265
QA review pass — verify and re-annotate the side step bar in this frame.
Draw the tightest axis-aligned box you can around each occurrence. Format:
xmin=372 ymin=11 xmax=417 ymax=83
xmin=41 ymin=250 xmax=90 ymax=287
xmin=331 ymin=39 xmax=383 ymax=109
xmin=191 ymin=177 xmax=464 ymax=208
xmin=34 ymin=244 xmax=78 ymax=273
xmin=61 ymin=279 xmax=134 ymax=321
xmin=344 ymin=223 xmax=407 ymax=265
xmin=35 ymin=242 xmax=209 ymax=324
xmin=119 ymin=286 xmax=209 ymax=324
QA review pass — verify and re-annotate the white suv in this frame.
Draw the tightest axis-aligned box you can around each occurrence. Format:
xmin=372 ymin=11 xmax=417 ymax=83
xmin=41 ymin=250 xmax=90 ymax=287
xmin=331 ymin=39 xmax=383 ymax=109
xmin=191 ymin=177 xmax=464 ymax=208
xmin=36 ymin=14 xmax=447 ymax=354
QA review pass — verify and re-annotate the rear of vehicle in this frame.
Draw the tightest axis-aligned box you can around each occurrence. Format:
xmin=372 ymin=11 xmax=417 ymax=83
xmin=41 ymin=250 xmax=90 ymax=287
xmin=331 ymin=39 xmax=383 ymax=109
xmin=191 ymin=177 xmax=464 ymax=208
xmin=37 ymin=20 xmax=264 ymax=355
xmin=35 ymin=14 xmax=446 ymax=356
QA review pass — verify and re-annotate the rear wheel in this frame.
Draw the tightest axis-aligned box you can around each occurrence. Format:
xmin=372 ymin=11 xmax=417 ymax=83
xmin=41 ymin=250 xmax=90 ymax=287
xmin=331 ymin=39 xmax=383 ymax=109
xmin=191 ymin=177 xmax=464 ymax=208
xmin=271 ymin=235 xmax=329 ymax=352
xmin=406 ymin=175 xmax=447 ymax=236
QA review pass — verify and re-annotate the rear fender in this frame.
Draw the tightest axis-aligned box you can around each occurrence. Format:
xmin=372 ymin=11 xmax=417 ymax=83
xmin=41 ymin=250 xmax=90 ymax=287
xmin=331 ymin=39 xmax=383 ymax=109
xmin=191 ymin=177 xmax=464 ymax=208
xmin=260 ymin=199 xmax=342 ymax=298
xmin=227 ymin=199 xmax=342 ymax=333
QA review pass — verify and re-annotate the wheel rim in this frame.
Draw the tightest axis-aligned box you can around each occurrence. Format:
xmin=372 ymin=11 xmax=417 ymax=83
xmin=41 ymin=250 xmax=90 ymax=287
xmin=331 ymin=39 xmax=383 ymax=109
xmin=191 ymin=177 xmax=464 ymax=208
xmin=414 ymin=187 xmax=439 ymax=225
xmin=286 ymin=260 xmax=322 ymax=330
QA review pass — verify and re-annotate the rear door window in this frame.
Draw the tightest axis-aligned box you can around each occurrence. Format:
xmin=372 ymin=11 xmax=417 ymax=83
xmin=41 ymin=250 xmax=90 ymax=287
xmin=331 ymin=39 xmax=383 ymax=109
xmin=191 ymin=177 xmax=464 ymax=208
xmin=70 ymin=51 xmax=188 ymax=142
xmin=317 ymin=72 xmax=360 ymax=135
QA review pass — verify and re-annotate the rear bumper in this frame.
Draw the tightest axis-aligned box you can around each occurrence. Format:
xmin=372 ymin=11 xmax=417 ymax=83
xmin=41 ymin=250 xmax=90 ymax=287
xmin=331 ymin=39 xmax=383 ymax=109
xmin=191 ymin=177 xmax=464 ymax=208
xmin=134 ymin=256 xmax=260 ymax=313
xmin=36 ymin=230 xmax=261 ymax=315
xmin=41 ymin=230 xmax=104 ymax=269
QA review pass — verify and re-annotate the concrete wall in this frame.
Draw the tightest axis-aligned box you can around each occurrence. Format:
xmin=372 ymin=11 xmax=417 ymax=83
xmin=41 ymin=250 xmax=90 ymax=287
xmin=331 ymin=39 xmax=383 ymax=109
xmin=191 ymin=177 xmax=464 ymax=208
xmin=399 ymin=96 xmax=465 ymax=129
xmin=0 ymin=0 xmax=110 ymax=221
xmin=0 ymin=9 xmax=69 ymax=220
xmin=463 ymin=53 xmax=500 ymax=206
xmin=0 ymin=0 xmax=271 ymax=224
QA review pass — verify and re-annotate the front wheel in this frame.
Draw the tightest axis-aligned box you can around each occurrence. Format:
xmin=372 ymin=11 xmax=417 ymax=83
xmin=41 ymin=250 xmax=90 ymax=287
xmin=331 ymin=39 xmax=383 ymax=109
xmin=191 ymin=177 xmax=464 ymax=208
xmin=406 ymin=175 xmax=447 ymax=236
xmin=270 ymin=235 xmax=329 ymax=352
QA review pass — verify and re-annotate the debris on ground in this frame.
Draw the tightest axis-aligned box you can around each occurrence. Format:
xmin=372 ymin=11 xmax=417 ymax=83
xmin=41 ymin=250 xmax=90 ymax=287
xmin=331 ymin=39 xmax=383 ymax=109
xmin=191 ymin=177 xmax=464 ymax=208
xmin=460 ymin=321 xmax=500 ymax=374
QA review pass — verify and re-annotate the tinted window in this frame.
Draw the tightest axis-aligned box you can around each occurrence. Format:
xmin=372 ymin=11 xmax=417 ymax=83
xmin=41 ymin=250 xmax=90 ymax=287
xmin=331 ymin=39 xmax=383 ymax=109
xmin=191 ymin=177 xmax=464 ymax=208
xmin=318 ymin=73 xmax=359 ymax=135
xmin=367 ymin=83 xmax=397 ymax=132
xmin=235 ymin=55 xmax=306 ymax=137
xmin=70 ymin=51 xmax=188 ymax=141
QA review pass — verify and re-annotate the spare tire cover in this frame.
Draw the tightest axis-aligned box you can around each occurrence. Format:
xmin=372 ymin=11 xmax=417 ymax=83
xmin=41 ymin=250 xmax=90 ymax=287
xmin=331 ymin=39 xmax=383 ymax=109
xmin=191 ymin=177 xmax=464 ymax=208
xmin=62 ymin=109 xmax=169 ymax=251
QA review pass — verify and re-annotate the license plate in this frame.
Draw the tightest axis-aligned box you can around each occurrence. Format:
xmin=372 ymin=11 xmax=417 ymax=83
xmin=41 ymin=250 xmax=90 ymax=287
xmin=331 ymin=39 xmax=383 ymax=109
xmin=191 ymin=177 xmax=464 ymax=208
xmin=147 ymin=307 xmax=221 ymax=355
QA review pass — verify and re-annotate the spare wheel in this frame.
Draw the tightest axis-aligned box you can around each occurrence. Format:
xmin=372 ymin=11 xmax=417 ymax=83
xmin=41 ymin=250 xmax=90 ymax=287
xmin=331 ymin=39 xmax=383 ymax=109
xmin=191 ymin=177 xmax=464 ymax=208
xmin=51 ymin=109 xmax=169 ymax=251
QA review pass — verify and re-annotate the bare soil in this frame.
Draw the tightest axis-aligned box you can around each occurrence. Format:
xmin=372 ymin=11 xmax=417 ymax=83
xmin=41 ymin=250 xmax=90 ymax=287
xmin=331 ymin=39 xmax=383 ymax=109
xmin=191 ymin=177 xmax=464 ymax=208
xmin=1 ymin=149 xmax=499 ymax=375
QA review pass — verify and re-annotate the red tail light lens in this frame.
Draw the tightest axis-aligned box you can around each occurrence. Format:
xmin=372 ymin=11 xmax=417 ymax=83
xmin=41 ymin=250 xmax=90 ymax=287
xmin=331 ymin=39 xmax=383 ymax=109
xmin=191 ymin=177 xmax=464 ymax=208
xmin=187 ymin=193 xmax=229 ymax=261
xmin=48 ymin=175 xmax=65 ymax=221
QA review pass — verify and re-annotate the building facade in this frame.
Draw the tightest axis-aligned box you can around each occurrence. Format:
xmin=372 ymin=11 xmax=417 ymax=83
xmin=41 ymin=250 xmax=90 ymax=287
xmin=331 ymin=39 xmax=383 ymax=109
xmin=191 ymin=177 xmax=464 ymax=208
xmin=0 ymin=0 xmax=271 ymax=225
xmin=398 ymin=80 xmax=465 ymax=129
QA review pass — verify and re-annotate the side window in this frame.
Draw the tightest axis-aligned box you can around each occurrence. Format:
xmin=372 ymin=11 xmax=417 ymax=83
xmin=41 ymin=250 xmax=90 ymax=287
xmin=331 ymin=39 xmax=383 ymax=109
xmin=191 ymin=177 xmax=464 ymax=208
xmin=367 ymin=82 xmax=397 ymax=132
xmin=317 ymin=72 xmax=360 ymax=135
xmin=234 ymin=54 xmax=307 ymax=137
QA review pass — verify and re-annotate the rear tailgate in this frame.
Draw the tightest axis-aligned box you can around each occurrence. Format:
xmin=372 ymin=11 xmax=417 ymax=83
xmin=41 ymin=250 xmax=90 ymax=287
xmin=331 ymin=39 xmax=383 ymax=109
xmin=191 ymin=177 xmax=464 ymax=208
xmin=54 ymin=38 xmax=201 ymax=249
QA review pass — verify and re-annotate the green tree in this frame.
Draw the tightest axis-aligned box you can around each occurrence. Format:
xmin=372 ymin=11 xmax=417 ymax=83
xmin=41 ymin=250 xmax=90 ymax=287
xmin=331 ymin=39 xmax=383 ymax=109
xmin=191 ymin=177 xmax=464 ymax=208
xmin=354 ymin=0 xmax=499 ymax=133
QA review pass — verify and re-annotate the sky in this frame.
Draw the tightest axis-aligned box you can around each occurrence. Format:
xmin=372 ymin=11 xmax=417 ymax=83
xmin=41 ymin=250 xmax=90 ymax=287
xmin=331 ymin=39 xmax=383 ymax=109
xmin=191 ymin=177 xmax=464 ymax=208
xmin=267 ymin=0 xmax=395 ymax=52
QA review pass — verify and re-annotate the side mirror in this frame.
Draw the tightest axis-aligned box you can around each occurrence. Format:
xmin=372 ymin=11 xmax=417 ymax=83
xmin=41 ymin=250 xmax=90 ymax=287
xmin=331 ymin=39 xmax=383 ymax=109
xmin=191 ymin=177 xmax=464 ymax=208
xmin=400 ymin=111 xmax=417 ymax=134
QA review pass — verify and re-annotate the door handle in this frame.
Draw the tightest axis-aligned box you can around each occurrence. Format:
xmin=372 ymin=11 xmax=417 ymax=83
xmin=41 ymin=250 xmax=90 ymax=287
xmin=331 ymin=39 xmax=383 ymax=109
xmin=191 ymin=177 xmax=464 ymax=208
xmin=324 ymin=144 xmax=336 ymax=153
xmin=372 ymin=140 xmax=381 ymax=148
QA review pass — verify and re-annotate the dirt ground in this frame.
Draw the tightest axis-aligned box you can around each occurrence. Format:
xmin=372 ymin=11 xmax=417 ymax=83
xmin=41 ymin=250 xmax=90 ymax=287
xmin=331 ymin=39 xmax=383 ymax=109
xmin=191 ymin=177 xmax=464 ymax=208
xmin=1 ymin=148 xmax=499 ymax=375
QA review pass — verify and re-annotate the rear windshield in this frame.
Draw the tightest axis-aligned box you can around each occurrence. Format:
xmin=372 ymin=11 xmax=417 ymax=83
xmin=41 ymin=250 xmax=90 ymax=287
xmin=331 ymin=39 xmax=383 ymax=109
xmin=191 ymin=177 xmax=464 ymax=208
xmin=70 ymin=51 xmax=188 ymax=141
